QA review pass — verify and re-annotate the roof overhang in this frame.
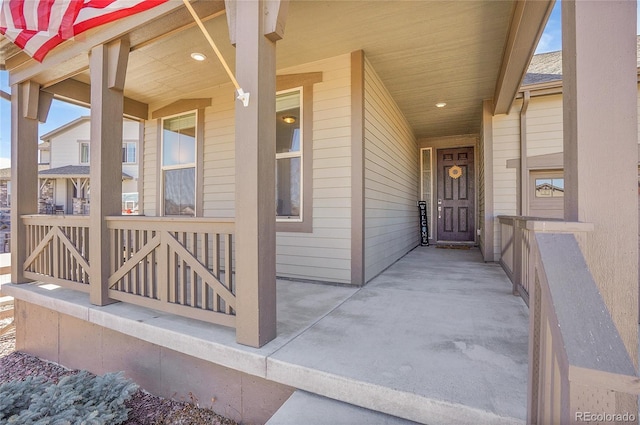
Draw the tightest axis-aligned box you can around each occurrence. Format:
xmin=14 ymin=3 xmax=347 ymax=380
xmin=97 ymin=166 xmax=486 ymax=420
xmin=493 ymin=0 xmax=556 ymax=115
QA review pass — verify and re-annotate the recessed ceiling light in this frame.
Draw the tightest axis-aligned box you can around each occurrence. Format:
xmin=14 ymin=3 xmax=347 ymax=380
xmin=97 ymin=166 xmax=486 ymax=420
xmin=435 ymin=102 xmax=447 ymax=108
xmin=191 ymin=52 xmax=207 ymax=61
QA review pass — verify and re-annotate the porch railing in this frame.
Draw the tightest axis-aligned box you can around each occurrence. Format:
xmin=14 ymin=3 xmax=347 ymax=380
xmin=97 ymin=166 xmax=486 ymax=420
xmin=527 ymin=229 xmax=639 ymax=423
xmin=21 ymin=215 xmax=236 ymax=328
xmin=497 ymin=216 xmax=563 ymax=306
xmin=106 ymin=217 xmax=236 ymax=328
xmin=23 ymin=215 xmax=91 ymax=292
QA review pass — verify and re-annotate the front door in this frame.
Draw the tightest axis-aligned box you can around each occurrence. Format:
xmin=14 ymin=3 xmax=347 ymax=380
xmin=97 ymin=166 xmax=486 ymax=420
xmin=437 ymin=147 xmax=475 ymax=242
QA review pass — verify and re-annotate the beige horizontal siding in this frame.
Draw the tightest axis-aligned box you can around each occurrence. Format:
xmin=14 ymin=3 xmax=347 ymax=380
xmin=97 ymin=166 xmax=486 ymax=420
xmin=142 ymin=121 xmax=158 ymax=216
xmin=491 ymin=100 xmax=520 ymax=259
xmin=274 ymin=54 xmax=353 ymax=284
xmin=363 ymin=58 xmax=419 ymax=282
xmin=526 ymin=94 xmax=563 ymax=158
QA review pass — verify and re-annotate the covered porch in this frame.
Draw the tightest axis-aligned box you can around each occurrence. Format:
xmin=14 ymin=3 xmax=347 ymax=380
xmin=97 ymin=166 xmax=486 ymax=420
xmin=4 ymin=245 xmax=529 ymax=424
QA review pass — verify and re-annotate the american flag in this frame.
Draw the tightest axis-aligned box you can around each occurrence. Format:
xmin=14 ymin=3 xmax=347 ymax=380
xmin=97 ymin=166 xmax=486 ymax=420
xmin=0 ymin=0 xmax=167 ymax=62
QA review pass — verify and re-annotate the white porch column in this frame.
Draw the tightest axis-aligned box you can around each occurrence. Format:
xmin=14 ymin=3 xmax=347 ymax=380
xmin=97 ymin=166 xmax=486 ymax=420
xmin=562 ymin=0 xmax=638 ymax=370
xmin=232 ymin=0 xmax=282 ymax=347
xmin=10 ymin=81 xmax=41 ymax=282
xmin=88 ymin=39 xmax=129 ymax=305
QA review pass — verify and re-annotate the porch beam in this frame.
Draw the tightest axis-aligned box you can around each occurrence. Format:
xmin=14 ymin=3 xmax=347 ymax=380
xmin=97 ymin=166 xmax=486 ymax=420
xmin=88 ymin=39 xmax=129 ymax=306
xmin=226 ymin=0 xmax=289 ymax=45
xmin=10 ymin=81 xmax=40 ymax=283
xmin=561 ymin=0 xmax=638 ymax=414
xmin=493 ymin=0 xmax=554 ymax=115
xmin=42 ymin=79 xmax=148 ymax=120
xmin=233 ymin=0 xmax=278 ymax=347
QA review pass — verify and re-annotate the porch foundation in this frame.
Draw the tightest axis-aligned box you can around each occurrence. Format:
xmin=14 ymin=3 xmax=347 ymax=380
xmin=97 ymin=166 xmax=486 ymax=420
xmin=14 ymin=299 xmax=294 ymax=424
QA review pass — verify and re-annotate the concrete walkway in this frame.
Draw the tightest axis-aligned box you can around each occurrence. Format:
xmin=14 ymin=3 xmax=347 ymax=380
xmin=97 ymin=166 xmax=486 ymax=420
xmin=4 ymin=246 xmax=529 ymax=424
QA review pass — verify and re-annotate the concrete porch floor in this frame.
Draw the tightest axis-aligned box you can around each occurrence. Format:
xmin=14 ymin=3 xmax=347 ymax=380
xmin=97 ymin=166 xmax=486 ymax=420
xmin=4 ymin=246 xmax=529 ymax=425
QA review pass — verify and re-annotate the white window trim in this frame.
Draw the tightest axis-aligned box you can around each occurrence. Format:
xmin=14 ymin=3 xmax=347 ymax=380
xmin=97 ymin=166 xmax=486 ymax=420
xmin=78 ymin=140 xmax=90 ymax=165
xmin=122 ymin=141 xmax=137 ymax=164
xmin=160 ymin=110 xmax=198 ymax=217
xmin=276 ymin=87 xmax=304 ymax=223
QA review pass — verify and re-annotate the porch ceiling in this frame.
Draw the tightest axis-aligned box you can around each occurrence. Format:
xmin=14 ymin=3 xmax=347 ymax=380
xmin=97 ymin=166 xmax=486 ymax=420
xmin=1 ymin=0 xmax=540 ymax=139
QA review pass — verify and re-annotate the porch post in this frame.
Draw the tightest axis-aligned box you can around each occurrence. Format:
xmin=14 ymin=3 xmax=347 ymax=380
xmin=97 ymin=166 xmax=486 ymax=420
xmin=232 ymin=0 xmax=281 ymax=347
xmin=88 ymin=39 xmax=129 ymax=305
xmin=10 ymin=81 xmax=41 ymax=283
xmin=562 ymin=0 xmax=638 ymax=408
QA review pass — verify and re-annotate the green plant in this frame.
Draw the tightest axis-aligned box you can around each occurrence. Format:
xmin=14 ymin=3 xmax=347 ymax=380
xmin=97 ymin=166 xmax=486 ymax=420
xmin=0 ymin=371 xmax=138 ymax=424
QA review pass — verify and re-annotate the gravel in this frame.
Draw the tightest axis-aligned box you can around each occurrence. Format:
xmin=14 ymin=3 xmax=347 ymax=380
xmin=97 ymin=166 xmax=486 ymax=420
xmin=0 ymin=307 xmax=238 ymax=425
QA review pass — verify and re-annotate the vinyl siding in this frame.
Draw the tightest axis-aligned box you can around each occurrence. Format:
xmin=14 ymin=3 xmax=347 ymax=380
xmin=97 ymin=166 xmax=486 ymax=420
xmin=276 ymin=55 xmax=353 ymax=284
xmin=142 ymin=54 xmax=354 ymax=284
xmin=363 ymin=59 xmax=419 ymax=282
xmin=526 ymin=94 xmax=563 ymax=157
xmin=48 ymin=122 xmax=90 ymax=168
xmin=491 ymin=99 xmax=520 ymax=260
xmin=142 ymin=120 xmax=158 ymax=216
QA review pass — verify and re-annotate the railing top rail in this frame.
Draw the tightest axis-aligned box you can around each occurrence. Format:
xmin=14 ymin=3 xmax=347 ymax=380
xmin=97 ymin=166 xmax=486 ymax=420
xmin=105 ymin=216 xmax=235 ymax=232
xmin=535 ymin=232 xmax=637 ymax=391
xmin=22 ymin=214 xmax=90 ymax=225
xmin=105 ymin=216 xmax=234 ymax=223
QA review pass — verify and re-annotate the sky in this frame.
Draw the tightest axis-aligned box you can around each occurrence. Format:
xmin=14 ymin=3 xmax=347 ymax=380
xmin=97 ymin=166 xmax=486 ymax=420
xmin=0 ymin=0 xmax=624 ymax=169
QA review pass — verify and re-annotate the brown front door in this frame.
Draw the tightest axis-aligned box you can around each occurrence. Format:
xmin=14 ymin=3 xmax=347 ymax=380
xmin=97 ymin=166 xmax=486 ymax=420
xmin=437 ymin=147 xmax=475 ymax=242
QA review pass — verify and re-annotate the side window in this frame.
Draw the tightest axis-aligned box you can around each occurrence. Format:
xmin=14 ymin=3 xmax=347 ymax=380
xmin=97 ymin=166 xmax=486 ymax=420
xmin=530 ymin=170 xmax=564 ymax=219
xmin=122 ymin=142 xmax=136 ymax=164
xmin=276 ymin=89 xmax=302 ymax=221
xmin=79 ymin=142 xmax=90 ymax=164
xmin=161 ymin=112 xmax=196 ymax=216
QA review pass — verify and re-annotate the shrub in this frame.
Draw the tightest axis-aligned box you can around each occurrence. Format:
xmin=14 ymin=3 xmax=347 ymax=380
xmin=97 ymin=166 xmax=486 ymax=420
xmin=0 ymin=371 xmax=138 ymax=424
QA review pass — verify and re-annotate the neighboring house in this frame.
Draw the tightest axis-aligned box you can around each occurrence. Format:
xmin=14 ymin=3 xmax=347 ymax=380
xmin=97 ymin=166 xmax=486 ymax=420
xmin=37 ymin=116 xmax=141 ymax=215
xmin=0 ymin=168 xmax=9 ymax=209
xmin=1 ymin=1 xmax=637 ymax=424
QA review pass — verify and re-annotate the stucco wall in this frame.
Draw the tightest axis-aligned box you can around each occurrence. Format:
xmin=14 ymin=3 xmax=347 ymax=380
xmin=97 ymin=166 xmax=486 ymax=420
xmin=143 ymin=54 xmax=354 ymax=284
xmin=363 ymin=58 xmax=419 ymax=282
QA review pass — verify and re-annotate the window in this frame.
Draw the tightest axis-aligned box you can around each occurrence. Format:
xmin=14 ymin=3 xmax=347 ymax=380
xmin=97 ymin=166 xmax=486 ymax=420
xmin=79 ymin=142 xmax=90 ymax=164
xmin=161 ymin=112 xmax=196 ymax=216
xmin=122 ymin=142 xmax=136 ymax=164
xmin=276 ymin=89 xmax=302 ymax=221
xmin=534 ymin=177 xmax=564 ymax=198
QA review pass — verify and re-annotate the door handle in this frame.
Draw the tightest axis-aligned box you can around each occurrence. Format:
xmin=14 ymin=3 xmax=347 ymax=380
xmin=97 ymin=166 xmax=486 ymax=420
xmin=438 ymin=206 xmax=442 ymax=219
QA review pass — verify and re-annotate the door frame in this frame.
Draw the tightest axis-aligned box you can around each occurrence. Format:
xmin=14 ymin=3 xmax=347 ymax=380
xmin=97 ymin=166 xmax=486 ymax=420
xmin=417 ymin=136 xmax=478 ymax=244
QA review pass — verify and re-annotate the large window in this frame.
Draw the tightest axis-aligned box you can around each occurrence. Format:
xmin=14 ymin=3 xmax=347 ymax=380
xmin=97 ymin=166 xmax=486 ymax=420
xmin=276 ymin=89 xmax=302 ymax=221
xmin=162 ymin=112 xmax=196 ymax=216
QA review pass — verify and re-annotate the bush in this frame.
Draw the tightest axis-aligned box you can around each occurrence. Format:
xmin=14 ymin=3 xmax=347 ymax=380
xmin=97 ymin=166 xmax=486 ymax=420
xmin=0 ymin=371 xmax=138 ymax=424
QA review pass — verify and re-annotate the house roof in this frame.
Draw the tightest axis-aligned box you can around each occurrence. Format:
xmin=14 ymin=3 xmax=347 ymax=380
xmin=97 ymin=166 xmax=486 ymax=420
xmin=39 ymin=165 xmax=132 ymax=180
xmin=522 ymin=35 xmax=640 ymax=87
xmin=40 ymin=116 xmax=90 ymax=141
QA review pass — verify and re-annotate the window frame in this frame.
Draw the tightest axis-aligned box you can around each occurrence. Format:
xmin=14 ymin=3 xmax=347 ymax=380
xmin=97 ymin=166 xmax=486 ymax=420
xmin=122 ymin=141 xmax=137 ymax=164
xmin=275 ymin=82 xmax=314 ymax=233
xmin=160 ymin=110 xmax=199 ymax=217
xmin=79 ymin=141 xmax=90 ymax=165
xmin=276 ymin=87 xmax=304 ymax=223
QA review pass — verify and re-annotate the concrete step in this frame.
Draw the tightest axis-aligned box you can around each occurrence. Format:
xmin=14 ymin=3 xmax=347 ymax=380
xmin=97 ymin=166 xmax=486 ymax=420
xmin=266 ymin=391 xmax=421 ymax=425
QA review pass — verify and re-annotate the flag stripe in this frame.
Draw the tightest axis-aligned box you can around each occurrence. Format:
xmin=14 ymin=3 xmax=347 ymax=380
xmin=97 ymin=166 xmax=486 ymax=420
xmin=0 ymin=0 xmax=168 ymax=61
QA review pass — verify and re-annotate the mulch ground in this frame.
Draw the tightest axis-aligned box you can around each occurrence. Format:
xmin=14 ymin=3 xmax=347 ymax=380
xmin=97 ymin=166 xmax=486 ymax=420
xmin=0 ymin=307 xmax=238 ymax=425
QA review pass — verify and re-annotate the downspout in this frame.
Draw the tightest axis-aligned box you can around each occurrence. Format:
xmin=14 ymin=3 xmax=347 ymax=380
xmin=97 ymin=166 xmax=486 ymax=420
xmin=519 ymin=91 xmax=530 ymax=216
